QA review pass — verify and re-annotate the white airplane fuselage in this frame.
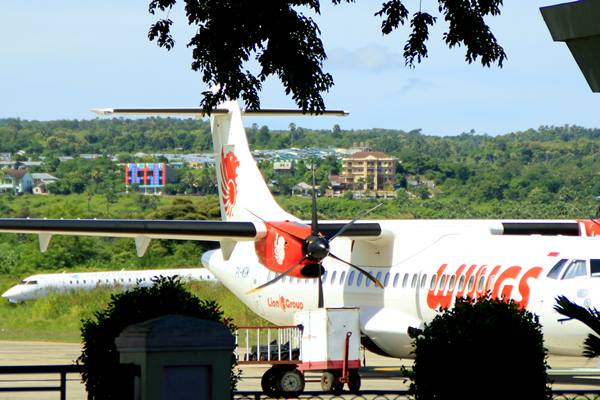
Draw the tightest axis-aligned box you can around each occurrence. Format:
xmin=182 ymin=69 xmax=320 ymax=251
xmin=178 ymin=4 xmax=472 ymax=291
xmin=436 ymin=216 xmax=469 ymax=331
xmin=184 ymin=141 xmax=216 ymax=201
xmin=203 ymin=219 xmax=600 ymax=358
xmin=2 ymin=268 xmax=217 ymax=303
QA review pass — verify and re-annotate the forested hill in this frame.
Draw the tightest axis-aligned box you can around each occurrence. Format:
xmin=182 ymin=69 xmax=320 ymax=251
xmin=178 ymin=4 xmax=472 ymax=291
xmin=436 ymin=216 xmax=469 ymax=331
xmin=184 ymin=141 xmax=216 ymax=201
xmin=2 ymin=118 xmax=600 ymax=208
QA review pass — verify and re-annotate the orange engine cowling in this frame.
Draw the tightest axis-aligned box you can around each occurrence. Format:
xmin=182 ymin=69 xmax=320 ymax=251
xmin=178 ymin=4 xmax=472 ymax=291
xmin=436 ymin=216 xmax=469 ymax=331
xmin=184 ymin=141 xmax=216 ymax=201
xmin=254 ymin=221 xmax=321 ymax=278
xmin=578 ymin=219 xmax=600 ymax=237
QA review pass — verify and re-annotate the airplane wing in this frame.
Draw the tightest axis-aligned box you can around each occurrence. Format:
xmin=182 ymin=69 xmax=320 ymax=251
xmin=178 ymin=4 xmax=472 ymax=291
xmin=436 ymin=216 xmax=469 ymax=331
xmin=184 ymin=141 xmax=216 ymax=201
xmin=0 ymin=218 xmax=381 ymax=256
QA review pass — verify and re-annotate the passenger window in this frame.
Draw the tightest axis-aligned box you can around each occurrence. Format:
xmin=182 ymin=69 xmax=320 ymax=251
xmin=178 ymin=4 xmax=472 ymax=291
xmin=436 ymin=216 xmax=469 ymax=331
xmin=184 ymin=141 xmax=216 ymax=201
xmin=366 ymin=273 xmax=372 ymax=287
xmin=393 ymin=273 xmax=400 ymax=288
xmin=439 ymin=275 xmax=447 ymax=290
xmin=430 ymin=275 xmax=437 ymax=290
xmin=420 ymin=274 xmax=427 ymax=289
xmin=477 ymin=275 xmax=485 ymax=291
xmin=591 ymin=259 xmax=600 ymax=277
xmin=384 ymin=272 xmax=390 ymax=287
xmin=357 ymin=274 xmax=364 ymax=286
xmin=449 ymin=275 xmax=456 ymax=290
xmin=322 ymin=271 xmax=328 ymax=283
xmin=330 ymin=271 xmax=337 ymax=285
xmin=411 ymin=274 xmax=418 ymax=288
xmin=562 ymin=260 xmax=587 ymax=280
xmin=339 ymin=271 xmax=346 ymax=285
xmin=376 ymin=271 xmax=382 ymax=285
xmin=467 ymin=276 xmax=475 ymax=291
xmin=547 ymin=259 xmax=568 ymax=280
xmin=402 ymin=273 xmax=409 ymax=288
xmin=348 ymin=271 xmax=356 ymax=286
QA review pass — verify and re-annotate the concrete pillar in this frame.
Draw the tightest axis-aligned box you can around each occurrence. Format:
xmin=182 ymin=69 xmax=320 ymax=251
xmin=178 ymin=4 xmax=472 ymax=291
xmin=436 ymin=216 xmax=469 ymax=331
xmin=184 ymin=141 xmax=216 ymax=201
xmin=115 ymin=314 xmax=235 ymax=400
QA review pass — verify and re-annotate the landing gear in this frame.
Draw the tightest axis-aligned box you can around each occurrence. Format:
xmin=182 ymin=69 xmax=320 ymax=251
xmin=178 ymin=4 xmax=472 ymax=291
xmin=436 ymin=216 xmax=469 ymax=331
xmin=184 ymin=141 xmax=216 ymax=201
xmin=261 ymin=365 xmax=305 ymax=398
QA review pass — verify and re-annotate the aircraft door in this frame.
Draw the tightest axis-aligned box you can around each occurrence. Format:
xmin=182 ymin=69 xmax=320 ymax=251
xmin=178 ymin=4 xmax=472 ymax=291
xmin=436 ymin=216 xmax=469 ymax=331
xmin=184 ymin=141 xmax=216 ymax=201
xmin=415 ymin=271 xmax=425 ymax=322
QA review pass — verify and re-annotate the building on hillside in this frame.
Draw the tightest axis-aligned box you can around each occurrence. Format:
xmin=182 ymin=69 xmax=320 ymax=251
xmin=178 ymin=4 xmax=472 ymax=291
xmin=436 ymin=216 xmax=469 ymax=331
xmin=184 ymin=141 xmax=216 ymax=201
xmin=340 ymin=151 xmax=397 ymax=194
xmin=325 ymin=175 xmax=344 ymax=197
xmin=292 ymin=182 xmax=320 ymax=197
xmin=124 ymin=163 xmax=175 ymax=194
xmin=31 ymin=173 xmax=59 ymax=195
xmin=0 ymin=168 xmax=33 ymax=194
xmin=273 ymin=160 xmax=293 ymax=173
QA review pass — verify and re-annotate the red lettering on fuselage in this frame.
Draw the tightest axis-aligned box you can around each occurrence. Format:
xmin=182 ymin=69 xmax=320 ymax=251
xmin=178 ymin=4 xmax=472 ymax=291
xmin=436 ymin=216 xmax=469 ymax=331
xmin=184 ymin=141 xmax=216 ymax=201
xmin=426 ymin=263 xmax=542 ymax=311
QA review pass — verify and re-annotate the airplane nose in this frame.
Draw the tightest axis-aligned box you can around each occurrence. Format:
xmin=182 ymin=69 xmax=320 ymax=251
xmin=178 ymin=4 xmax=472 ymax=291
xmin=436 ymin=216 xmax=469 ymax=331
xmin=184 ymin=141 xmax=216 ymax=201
xmin=1 ymin=287 xmax=19 ymax=303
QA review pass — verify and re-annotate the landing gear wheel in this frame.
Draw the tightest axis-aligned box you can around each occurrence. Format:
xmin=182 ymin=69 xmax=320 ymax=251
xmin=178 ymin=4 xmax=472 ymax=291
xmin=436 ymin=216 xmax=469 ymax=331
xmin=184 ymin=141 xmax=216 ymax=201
xmin=261 ymin=367 xmax=279 ymax=397
xmin=321 ymin=371 xmax=336 ymax=392
xmin=347 ymin=370 xmax=361 ymax=393
xmin=276 ymin=369 xmax=305 ymax=397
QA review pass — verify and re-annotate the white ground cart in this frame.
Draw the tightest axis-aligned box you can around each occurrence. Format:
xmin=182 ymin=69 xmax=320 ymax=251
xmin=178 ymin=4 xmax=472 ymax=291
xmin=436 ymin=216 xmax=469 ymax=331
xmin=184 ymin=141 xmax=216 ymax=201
xmin=235 ymin=308 xmax=361 ymax=397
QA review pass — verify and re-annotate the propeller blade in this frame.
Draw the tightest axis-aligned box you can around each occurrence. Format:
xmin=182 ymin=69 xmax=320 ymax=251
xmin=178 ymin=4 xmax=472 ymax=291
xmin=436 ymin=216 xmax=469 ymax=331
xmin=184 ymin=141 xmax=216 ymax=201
xmin=247 ymin=256 xmax=308 ymax=294
xmin=311 ymin=163 xmax=319 ymax=236
xmin=317 ymin=264 xmax=324 ymax=308
xmin=329 ymin=252 xmax=384 ymax=288
xmin=327 ymin=203 xmax=383 ymax=241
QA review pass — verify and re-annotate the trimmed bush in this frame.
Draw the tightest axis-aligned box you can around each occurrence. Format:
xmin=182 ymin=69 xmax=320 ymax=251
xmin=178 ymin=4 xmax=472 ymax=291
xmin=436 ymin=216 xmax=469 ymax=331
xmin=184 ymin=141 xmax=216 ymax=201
xmin=408 ymin=296 xmax=551 ymax=400
xmin=78 ymin=277 xmax=238 ymax=399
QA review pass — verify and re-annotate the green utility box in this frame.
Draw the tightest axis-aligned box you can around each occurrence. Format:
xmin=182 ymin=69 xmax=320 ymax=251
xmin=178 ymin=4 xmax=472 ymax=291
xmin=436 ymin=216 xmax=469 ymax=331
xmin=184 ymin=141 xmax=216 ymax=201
xmin=115 ymin=314 xmax=235 ymax=400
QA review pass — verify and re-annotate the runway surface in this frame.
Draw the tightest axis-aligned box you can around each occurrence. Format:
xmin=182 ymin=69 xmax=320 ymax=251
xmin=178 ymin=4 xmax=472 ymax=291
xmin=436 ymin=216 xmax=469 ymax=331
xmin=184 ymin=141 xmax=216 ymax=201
xmin=0 ymin=341 xmax=598 ymax=399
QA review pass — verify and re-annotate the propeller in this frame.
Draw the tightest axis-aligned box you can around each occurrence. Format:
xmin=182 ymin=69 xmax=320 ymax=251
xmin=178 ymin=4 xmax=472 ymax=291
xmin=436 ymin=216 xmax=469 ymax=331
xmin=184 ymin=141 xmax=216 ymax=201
xmin=248 ymin=163 xmax=384 ymax=308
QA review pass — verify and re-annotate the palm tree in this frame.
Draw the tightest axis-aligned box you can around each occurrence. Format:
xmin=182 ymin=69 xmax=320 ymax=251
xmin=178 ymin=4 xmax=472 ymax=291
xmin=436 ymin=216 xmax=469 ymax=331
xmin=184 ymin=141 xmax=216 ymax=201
xmin=554 ymin=295 xmax=600 ymax=357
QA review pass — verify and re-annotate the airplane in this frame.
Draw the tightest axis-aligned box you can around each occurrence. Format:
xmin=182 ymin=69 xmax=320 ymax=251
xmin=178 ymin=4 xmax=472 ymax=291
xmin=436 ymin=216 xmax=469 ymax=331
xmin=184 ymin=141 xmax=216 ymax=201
xmin=2 ymin=268 xmax=217 ymax=303
xmin=0 ymin=99 xmax=598 ymax=381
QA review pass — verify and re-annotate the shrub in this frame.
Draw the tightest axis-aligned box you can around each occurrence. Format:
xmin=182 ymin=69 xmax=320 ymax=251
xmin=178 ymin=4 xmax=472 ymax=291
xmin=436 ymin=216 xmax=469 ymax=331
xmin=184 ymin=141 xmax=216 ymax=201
xmin=408 ymin=296 xmax=551 ymax=400
xmin=78 ymin=276 xmax=238 ymax=400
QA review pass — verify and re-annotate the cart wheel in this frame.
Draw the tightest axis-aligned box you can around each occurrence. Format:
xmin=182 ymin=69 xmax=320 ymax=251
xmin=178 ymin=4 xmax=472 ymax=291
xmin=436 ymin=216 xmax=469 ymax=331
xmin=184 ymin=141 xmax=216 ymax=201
xmin=347 ymin=370 xmax=361 ymax=393
xmin=333 ymin=381 xmax=344 ymax=395
xmin=261 ymin=367 xmax=279 ymax=397
xmin=321 ymin=371 xmax=336 ymax=392
xmin=276 ymin=368 xmax=305 ymax=397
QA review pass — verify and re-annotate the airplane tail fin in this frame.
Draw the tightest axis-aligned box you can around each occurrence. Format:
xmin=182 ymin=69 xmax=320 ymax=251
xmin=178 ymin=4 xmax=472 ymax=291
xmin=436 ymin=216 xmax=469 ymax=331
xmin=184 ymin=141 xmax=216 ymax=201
xmin=91 ymin=101 xmax=347 ymax=223
xmin=210 ymin=100 xmax=293 ymax=222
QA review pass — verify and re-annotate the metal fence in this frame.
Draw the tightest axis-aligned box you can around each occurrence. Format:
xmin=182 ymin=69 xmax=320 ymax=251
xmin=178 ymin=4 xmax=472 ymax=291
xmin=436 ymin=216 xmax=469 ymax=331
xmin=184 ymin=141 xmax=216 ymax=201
xmin=0 ymin=364 xmax=84 ymax=400
xmin=235 ymin=391 xmax=600 ymax=400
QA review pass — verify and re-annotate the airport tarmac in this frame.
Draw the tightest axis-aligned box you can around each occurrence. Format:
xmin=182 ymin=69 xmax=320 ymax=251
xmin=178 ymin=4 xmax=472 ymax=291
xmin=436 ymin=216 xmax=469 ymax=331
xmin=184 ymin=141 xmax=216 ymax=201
xmin=0 ymin=341 xmax=598 ymax=399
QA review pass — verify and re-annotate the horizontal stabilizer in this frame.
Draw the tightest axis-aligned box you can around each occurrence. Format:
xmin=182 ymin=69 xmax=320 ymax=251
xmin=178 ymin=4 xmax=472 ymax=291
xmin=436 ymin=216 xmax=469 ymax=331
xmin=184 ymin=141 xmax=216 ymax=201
xmin=91 ymin=108 xmax=348 ymax=117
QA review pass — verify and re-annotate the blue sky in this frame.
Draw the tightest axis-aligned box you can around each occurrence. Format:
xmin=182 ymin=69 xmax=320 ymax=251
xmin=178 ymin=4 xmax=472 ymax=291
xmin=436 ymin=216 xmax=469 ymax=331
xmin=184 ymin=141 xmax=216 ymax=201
xmin=1 ymin=1 xmax=598 ymax=135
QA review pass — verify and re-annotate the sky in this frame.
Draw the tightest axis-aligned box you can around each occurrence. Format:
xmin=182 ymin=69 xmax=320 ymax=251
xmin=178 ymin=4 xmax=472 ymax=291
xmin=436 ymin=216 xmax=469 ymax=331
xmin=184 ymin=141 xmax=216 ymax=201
xmin=1 ymin=1 xmax=598 ymax=136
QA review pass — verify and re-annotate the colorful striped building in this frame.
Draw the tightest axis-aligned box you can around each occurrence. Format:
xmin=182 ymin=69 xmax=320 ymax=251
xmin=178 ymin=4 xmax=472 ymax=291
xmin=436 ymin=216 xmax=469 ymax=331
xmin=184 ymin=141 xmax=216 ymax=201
xmin=124 ymin=163 xmax=173 ymax=193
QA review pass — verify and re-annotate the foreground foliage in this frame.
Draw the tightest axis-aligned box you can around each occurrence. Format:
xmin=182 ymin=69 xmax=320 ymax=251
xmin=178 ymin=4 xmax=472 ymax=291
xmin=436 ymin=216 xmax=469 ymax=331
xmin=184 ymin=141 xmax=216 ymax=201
xmin=409 ymin=296 xmax=551 ymax=400
xmin=147 ymin=0 xmax=505 ymax=112
xmin=554 ymin=295 xmax=600 ymax=358
xmin=78 ymin=277 xmax=238 ymax=399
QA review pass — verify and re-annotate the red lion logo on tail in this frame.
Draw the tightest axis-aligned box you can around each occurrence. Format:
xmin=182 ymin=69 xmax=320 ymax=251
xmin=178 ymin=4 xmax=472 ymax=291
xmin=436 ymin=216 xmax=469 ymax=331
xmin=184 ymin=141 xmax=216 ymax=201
xmin=220 ymin=148 xmax=240 ymax=217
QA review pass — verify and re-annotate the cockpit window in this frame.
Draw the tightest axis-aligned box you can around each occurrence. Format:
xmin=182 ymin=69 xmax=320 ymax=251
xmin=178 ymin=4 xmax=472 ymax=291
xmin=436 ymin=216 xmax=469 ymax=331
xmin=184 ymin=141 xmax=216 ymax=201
xmin=591 ymin=259 xmax=600 ymax=277
xmin=547 ymin=259 xmax=568 ymax=280
xmin=562 ymin=260 xmax=587 ymax=280
xmin=26 ymin=280 xmax=37 ymax=285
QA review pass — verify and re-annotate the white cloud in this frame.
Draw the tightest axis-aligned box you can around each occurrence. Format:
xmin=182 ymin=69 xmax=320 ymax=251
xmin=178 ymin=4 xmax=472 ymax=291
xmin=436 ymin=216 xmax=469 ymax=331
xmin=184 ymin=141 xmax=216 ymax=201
xmin=326 ymin=44 xmax=404 ymax=72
